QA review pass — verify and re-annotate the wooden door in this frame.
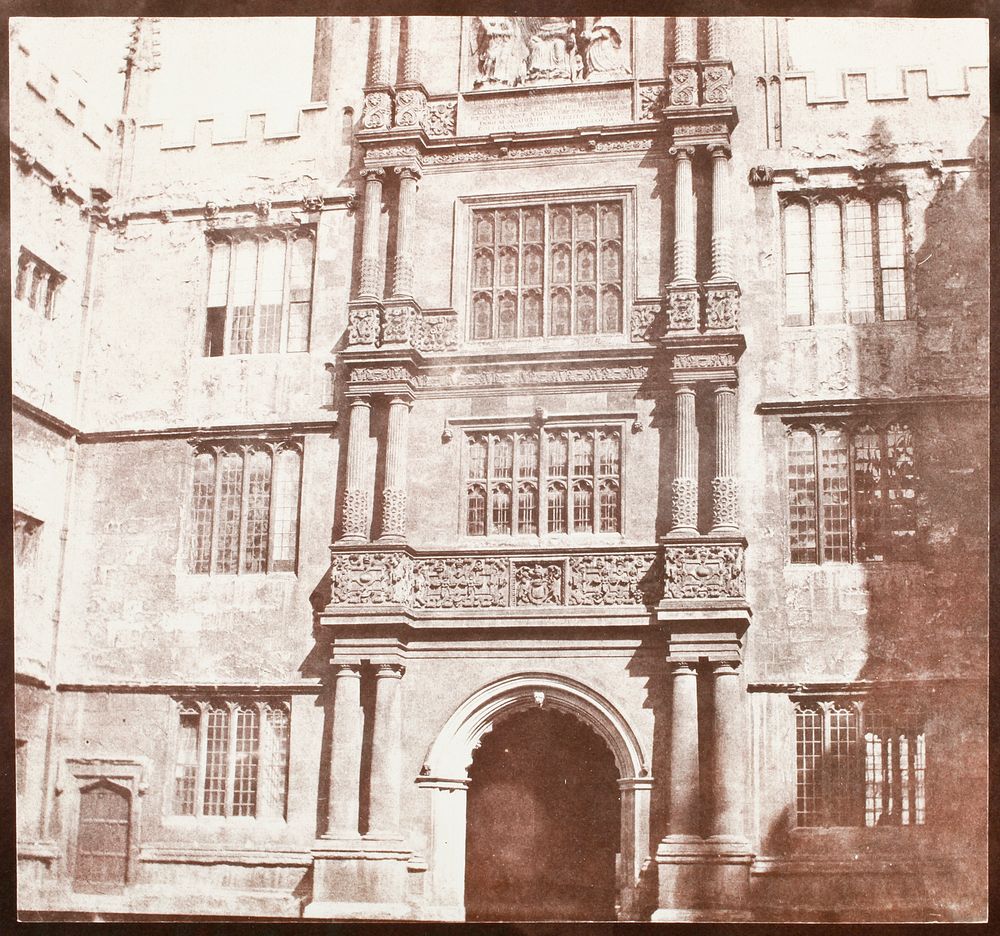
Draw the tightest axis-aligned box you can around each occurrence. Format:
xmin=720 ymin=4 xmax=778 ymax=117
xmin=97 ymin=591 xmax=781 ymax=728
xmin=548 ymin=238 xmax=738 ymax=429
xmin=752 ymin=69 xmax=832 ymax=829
xmin=74 ymin=782 xmax=130 ymax=892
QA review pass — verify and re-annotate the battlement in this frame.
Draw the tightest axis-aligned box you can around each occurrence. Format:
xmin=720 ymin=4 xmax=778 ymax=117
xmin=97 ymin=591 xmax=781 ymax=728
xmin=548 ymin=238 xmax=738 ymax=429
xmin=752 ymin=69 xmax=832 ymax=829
xmin=782 ymin=64 xmax=988 ymax=106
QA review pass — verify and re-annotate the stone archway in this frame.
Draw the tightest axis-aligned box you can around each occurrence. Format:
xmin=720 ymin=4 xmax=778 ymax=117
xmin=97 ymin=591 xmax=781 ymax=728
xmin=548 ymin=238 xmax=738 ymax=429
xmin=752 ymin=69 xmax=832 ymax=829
xmin=416 ymin=673 xmax=653 ymax=921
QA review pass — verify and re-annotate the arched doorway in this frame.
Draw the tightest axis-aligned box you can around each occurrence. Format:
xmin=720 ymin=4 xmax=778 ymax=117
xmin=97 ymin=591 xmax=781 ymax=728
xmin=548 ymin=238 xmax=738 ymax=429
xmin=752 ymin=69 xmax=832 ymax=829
xmin=465 ymin=707 xmax=620 ymax=921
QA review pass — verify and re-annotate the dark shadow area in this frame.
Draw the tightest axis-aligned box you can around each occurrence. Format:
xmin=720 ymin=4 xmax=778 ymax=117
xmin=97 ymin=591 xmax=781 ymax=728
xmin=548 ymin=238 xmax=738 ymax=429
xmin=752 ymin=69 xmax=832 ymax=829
xmin=465 ymin=707 xmax=620 ymax=922
xmin=314 ymin=689 xmax=332 ymax=837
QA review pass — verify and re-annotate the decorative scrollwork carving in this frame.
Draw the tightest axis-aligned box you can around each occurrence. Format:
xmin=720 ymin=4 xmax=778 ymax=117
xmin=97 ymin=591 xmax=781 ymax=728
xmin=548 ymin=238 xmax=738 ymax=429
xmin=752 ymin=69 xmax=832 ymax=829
xmin=665 ymin=288 xmax=700 ymax=331
xmin=394 ymin=88 xmax=427 ymax=128
xmin=639 ymin=84 xmax=667 ymax=121
xmin=423 ymin=101 xmax=457 ymax=137
xmin=567 ymin=553 xmax=659 ymax=606
xmin=412 ymin=314 xmax=459 ymax=351
xmin=705 ymin=287 xmax=741 ymax=331
xmin=662 ymin=543 xmax=745 ymax=599
xmin=412 ymin=557 xmax=508 ymax=608
xmin=347 ymin=306 xmax=380 ymax=346
xmin=382 ymin=306 xmax=416 ymax=344
xmin=514 ymin=561 xmax=563 ymax=605
xmin=362 ymin=91 xmax=393 ymax=130
xmin=329 ymin=550 xmax=410 ymax=605
xmin=630 ymin=302 xmax=663 ymax=342
xmin=668 ymin=64 xmax=698 ymax=107
xmin=702 ymin=63 xmax=734 ymax=105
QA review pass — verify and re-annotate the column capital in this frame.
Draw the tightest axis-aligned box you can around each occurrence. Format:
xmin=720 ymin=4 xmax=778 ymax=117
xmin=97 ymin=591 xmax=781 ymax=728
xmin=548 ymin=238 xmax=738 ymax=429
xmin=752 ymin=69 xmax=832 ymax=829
xmin=673 ymin=382 xmax=697 ymax=396
xmin=708 ymin=142 xmax=732 ymax=159
xmin=668 ymin=144 xmax=696 ymax=160
xmin=668 ymin=660 xmax=699 ymax=675
xmin=331 ymin=662 xmax=363 ymax=677
xmin=348 ymin=395 xmax=373 ymax=408
xmin=360 ymin=166 xmax=386 ymax=182
xmin=374 ymin=662 xmax=406 ymax=679
xmin=386 ymin=393 xmax=414 ymax=409
xmin=710 ymin=659 xmax=741 ymax=675
xmin=713 ymin=381 xmax=738 ymax=395
xmin=394 ymin=165 xmax=422 ymax=182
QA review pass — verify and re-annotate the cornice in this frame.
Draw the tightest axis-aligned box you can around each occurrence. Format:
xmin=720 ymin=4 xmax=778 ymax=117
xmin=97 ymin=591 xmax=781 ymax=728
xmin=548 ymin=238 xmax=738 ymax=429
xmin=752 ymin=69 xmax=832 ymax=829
xmin=12 ymin=395 xmax=79 ymax=439
xmin=755 ymin=393 xmax=988 ymax=417
xmin=76 ymin=418 xmax=339 ymax=445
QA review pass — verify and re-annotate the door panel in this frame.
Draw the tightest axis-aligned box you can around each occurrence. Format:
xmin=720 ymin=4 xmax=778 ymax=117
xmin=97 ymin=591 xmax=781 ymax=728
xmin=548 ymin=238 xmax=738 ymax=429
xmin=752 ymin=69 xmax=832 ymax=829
xmin=74 ymin=783 xmax=130 ymax=892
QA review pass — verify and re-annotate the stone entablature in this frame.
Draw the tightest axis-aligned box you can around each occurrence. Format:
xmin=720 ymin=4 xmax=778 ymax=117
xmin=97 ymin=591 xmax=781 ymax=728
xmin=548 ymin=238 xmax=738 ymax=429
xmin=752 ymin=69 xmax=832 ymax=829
xmin=323 ymin=540 xmax=747 ymax=617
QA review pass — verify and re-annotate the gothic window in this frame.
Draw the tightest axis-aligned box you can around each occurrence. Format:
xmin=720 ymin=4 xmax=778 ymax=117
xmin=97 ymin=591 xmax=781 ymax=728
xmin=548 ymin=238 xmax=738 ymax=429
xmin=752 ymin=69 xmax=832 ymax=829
xmin=15 ymin=247 xmax=64 ymax=319
xmin=464 ymin=425 xmax=622 ymax=536
xmin=204 ymin=229 xmax=315 ymax=356
xmin=781 ymin=193 xmax=908 ymax=325
xmin=795 ymin=699 xmax=926 ymax=828
xmin=470 ymin=200 xmax=625 ymax=340
xmin=786 ymin=420 xmax=916 ymax=563
xmin=172 ymin=700 xmax=290 ymax=820
xmin=188 ymin=441 xmax=301 ymax=574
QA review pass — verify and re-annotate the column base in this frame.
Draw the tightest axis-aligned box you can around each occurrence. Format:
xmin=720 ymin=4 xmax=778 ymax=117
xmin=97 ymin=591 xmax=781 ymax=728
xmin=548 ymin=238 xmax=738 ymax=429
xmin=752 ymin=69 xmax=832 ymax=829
xmin=336 ymin=535 xmax=368 ymax=546
xmin=664 ymin=526 xmax=700 ymax=539
xmin=309 ymin=836 xmax=411 ymax=919
xmin=654 ymin=835 xmax=752 ymax=921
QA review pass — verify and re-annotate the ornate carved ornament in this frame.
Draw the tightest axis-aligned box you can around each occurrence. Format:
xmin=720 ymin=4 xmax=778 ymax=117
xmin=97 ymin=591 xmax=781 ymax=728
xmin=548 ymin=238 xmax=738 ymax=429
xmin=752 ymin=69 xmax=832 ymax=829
xmin=639 ymin=84 xmax=667 ymax=121
xmin=421 ymin=135 xmax=656 ymax=167
xmin=423 ymin=100 xmax=457 ymax=137
xmin=660 ymin=283 xmax=742 ymax=334
xmin=325 ymin=547 xmax=662 ymax=613
xmin=662 ymin=541 xmax=745 ymax=600
xmin=347 ymin=305 xmax=461 ymax=352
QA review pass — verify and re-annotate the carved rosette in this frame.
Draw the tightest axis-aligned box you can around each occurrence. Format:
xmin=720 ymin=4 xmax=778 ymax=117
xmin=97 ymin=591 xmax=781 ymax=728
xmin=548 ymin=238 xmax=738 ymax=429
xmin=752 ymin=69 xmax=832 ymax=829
xmin=668 ymin=64 xmax=698 ymax=107
xmin=382 ymin=306 xmax=416 ymax=344
xmin=342 ymin=489 xmax=370 ymax=539
xmin=362 ymin=91 xmax=393 ymax=130
xmin=639 ymin=85 xmax=667 ymax=121
xmin=422 ymin=101 xmax=457 ymax=137
xmin=513 ymin=562 xmax=563 ymax=606
xmin=712 ymin=477 xmax=740 ymax=530
xmin=662 ymin=543 xmax=745 ymax=599
xmin=702 ymin=63 xmax=735 ymax=105
xmin=671 ymin=477 xmax=698 ymax=531
xmin=665 ymin=288 xmax=700 ymax=331
xmin=393 ymin=87 xmax=427 ymax=128
xmin=705 ymin=287 xmax=741 ymax=331
xmin=381 ymin=488 xmax=407 ymax=537
xmin=348 ymin=306 xmax=380 ymax=346
xmin=329 ymin=551 xmax=411 ymax=605
xmin=567 ymin=553 xmax=660 ymax=606
xmin=412 ymin=315 xmax=458 ymax=352
xmin=413 ymin=557 xmax=508 ymax=609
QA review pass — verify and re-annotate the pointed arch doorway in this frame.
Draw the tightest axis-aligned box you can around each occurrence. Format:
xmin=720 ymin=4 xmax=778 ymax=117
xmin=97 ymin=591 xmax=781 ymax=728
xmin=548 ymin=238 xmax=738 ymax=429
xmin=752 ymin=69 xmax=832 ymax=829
xmin=417 ymin=674 xmax=653 ymax=921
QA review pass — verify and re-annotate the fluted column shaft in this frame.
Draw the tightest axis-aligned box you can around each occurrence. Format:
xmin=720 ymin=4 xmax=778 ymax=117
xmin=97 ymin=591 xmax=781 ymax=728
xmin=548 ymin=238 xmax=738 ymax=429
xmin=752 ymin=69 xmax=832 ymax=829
xmin=326 ymin=664 xmax=362 ymax=837
xmin=707 ymin=18 xmax=725 ymax=58
xmin=674 ymin=17 xmax=697 ymax=61
xmin=369 ymin=15 xmax=393 ymax=86
xmin=367 ymin=664 xmax=405 ymax=838
xmin=709 ymin=144 xmax=733 ymax=281
xmin=359 ymin=168 xmax=384 ymax=298
xmin=709 ymin=662 xmax=746 ymax=840
xmin=380 ymin=396 xmax=411 ymax=541
xmin=668 ymin=662 xmax=700 ymax=837
xmin=393 ymin=168 xmax=420 ymax=298
xmin=671 ymin=385 xmax=698 ymax=533
xmin=670 ymin=146 xmax=696 ymax=285
xmin=341 ymin=397 xmax=372 ymax=542
xmin=712 ymin=384 xmax=739 ymax=532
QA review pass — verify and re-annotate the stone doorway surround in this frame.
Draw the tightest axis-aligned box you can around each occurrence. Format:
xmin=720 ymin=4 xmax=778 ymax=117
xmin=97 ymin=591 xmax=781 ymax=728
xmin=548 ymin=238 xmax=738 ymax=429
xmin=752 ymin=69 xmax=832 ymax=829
xmin=415 ymin=673 xmax=653 ymax=921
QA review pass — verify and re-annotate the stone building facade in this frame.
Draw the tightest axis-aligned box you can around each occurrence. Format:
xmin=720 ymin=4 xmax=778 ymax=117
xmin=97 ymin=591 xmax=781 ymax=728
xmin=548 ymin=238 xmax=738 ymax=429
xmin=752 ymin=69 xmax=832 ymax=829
xmin=12 ymin=16 xmax=988 ymax=922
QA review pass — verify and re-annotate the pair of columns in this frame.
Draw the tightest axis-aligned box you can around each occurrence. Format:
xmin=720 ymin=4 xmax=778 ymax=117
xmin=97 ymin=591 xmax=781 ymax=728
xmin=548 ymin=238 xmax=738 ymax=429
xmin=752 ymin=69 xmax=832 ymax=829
xmin=326 ymin=662 xmax=406 ymax=840
xmin=666 ymin=660 xmax=745 ymax=841
xmin=341 ymin=394 xmax=412 ymax=543
xmin=669 ymin=143 xmax=733 ymax=286
xmin=671 ymin=382 xmax=739 ymax=534
xmin=368 ymin=16 xmax=421 ymax=87
xmin=359 ymin=165 xmax=421 ymax=300
xmin=673 ymin=17 xmax=726 ymax=62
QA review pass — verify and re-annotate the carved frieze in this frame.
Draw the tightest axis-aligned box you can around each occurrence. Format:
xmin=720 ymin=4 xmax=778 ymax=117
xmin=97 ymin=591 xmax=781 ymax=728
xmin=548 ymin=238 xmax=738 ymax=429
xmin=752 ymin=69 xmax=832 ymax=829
xmin=412 ymin=557 xmax=508 ymax=608
xmin=705 ymin=287 xmax=741 ymax=331
xmin=639 ymin=85 xmax=667 ymax=121
xmin=348 ymin=306 xmax=380 ymax=346
xmin=352 ymin=365 xmax=413 ymax=384
xmin=567 ymin=553 xmax=659 ymax=606
xmin=513 ymin=562 xmax=563 ymax=606
xmin=382 ymin=306 xmax=416 ymax=344
xmin=668 ymin=64 xmax=698 ymax=107
xmin=415 ymin=364 xmax=649 ymax=390
xmin=362 ymin=91 xmax=393 ymax=130
xmin=673 ymin=352 xmax=737 ymax=369
xmin=330 ymin=550 xmax=409 ymax=605
xmin=423 ymin=101 xmax=457 ymax=137
xmin=412 ymin=314 xmax=459 ymax=352
xmin=420 ymin=136 xmax=654 ymax=166
xmin=662 ymin=543 xmax=745 ymax=599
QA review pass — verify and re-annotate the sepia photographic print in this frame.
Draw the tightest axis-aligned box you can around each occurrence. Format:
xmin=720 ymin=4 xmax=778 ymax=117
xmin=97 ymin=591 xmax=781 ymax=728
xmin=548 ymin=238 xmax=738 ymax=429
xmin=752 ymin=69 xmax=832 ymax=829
xmin=10 ymin=12 xmax=989 ymax=924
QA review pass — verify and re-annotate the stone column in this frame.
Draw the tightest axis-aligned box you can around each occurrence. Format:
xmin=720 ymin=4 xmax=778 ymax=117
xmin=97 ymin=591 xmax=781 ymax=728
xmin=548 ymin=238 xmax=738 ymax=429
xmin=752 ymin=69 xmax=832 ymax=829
xmin=380 ymin=395 xmax=412 ymax=542
xmin=708 ymin=661 xmax=746 ymax=842
xmin=325 ymin=663 xmax=363 ymax=838
xmin=667 ymin=661 xmax=701 ymax=838
xmin=369 ymin=15 xmax=393 ymax=86
xmin=359 ymin=168 xmax=385 ymax=298
xmin=392 ymin=167 xmax=420 ymax=298
xmin=674 ymin=17 xmax=697 ymax=61
xmin=711 ymin=383 xmax=739 ymax=532
xmin=709 ymin=144 xmax=733 ymax=282
xmin=367 ymin=663 xmax=405 ymax=839
xmin=671 ymin=384 xmax=699 ymax=534
xmin=340 ymin=397 xmax=372 ymax=543
xmin=401 ymin=16 xmax=421 ymax=83
xmin=707 ymin=18 xmax=725 ymax=58
xmin=669 ymin=146 xmax=696 ymax=286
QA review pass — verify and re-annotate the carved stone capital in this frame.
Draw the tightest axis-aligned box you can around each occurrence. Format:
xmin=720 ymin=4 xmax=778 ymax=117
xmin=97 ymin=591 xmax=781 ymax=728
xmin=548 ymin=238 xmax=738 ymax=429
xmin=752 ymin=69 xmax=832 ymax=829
xmin=668 ymin=660 xmax=699 ymax=676
xmin=711 ymin=659 xmax=741 ymax=676
xmin=668 ymin=144 xmax=697 ymax=160
xmin=393 ymin=165 xmax=422 ymax=182
xmin=331 ymin=662 xmax=363 ymax=678
xmin=360 ymin=166 xmax=386 ymax=183
xmin=707 ymin=142 xmax=732 ymax=159
xmin=374 ymin=662 xmax=406 ymax=679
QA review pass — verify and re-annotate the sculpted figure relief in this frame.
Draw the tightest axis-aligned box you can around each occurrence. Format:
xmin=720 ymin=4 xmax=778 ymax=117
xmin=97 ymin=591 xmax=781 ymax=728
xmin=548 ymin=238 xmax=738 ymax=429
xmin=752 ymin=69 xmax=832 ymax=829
xmin=473 ymin=17 xmax=526 ymax=89
xmin=582 ymin=18 xmax=630 ymax=79
xmin=526 ymin=17 xmax=578 ymax=82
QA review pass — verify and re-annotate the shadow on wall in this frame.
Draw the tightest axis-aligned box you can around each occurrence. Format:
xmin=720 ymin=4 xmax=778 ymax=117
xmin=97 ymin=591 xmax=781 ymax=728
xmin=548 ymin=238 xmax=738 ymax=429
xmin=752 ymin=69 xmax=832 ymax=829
xmin=756 ymin=119 xmax=989 ymax=922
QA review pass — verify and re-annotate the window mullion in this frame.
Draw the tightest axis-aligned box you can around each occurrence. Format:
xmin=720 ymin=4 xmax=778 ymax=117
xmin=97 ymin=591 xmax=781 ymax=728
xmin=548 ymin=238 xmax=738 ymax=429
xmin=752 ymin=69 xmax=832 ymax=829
xmin=511 ymin=431 xmax=520 ymax=535
xmin=492 ymin=209 xmax=500 ymax=338
xmin=222 ymin=238 xmax=236 ymax=356
xmin=266 ymin=443 xmax=279 ymax=574
xmin=209 ymin=447 xmax=225 ymax=574
xmin=542 ymin=205 xmax=551 ymax=337
xmin=838 ymin=198 xmax=848 ymax=324
xmin=538 ymin=427 xmax=548 ymax=535
xmin=570 ymin=204 xmax=577 ymax=335
xmin=280 ymin=233 xmax=293 ymax=354
xmin=871 ymin=199 xmax=885 ymax=322
xmin=820 ymin=703 xmax=831 ymax=825
xmin=846 ymin=424 xmax=857 ymax=563
xmin=195 ymin=702 xmax=209 ymax=818
xmin=224 ymin=702 xmax=238 ymax=818
xmin=812 ymin=426 xmax=822 ymax=564
xmin=255 ymin=701 xmax=269 ymax=818
xmin=237 ymin=446 xmax=252 ymax=573
xmin=486 ymin=434 xmax=494 ymax=536
xmin=807 ymin=200 xmax=817 ymax=326
xmin=591 ymin=430 xmax=599 ymax=534
xmin=517 ymin=209 xmax=524 ymax=339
